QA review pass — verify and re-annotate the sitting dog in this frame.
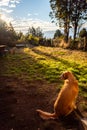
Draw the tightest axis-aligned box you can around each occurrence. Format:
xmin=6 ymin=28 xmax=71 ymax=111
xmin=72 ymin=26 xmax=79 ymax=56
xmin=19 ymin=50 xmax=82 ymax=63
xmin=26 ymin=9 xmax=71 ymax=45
xmin=36 ymin=71 xmax=79 ymax=120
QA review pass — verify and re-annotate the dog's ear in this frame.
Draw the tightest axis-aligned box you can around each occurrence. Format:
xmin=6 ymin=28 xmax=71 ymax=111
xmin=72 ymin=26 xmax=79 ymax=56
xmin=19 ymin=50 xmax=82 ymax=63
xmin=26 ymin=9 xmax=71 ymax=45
xmin=61 ymin=71 xmax=70 ymax=80
xmin=63 ymin=72 xmax=69 ymax=79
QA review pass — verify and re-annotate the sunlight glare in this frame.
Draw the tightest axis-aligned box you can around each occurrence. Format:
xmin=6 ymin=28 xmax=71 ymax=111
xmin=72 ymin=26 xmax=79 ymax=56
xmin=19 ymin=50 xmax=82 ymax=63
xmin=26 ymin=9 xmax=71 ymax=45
xmin=1 ymin=14 xmax=12 ymax=24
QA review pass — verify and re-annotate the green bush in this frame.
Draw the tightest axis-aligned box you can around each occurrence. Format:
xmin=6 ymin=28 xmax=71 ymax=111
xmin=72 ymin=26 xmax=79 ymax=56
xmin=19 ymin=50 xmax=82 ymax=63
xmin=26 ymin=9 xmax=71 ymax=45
xmin=29 ymin=34 xmax=39 ymax=46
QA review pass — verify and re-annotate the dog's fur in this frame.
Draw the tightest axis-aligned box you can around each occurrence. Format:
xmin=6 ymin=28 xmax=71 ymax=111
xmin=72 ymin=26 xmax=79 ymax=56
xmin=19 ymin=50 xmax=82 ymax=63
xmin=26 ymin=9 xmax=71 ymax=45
xmin=36 ymin=71 xmax=79 ymax=120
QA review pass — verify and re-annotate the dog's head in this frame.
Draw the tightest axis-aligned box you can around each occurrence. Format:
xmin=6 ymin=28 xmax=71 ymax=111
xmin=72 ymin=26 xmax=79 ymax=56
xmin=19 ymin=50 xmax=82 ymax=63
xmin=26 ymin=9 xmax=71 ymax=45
xmin=60 ymin=71 xmax=72 ymax=80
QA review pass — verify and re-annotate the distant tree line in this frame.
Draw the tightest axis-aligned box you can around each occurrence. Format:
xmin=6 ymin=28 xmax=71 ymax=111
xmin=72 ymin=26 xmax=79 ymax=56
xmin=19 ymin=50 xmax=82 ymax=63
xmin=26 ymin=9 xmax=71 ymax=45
xmin=0 ymin=13 xmax=87 ymax=51
xmin=53 ymin=28 xmax=87 ymax=50
xmin=25 ymin=27 xmax=53 ymax=46
xmin=0 ymin=18 xmax=52 ymax=47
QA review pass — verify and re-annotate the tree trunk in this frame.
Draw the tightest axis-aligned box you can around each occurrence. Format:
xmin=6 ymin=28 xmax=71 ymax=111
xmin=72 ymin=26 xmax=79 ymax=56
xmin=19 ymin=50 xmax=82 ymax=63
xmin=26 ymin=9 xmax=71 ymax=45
xmin=73 ymin=22 xmax=78 ymax=41
xmin=84 ymin=37 xmax=87 ymax=51
xmin=64 ymin=22 xmax=69 ymax=43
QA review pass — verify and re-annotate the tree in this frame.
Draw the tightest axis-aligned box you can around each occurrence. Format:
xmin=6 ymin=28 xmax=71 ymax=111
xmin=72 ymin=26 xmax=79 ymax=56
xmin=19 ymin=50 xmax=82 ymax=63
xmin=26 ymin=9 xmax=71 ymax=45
xmin=79 ymin=28 xmax=87 ymax=51
xmin=50 ymin=0 xmax=72 ymax=42
xmin=25 ymin=27 xmax=43 ymax=46
xmin=54 ymin=29 xmax=63 ymax=38
xmin=79 ymin=28 xmax=87 ymax=38
xmin=0 ymin=17 xmax=17 ymax=46
xmin=27 ymin=27 xmax=43 ymax=37
xmin=36 ymin=27 xmax=43 ymax=37
xmin=0 ymin=18 xmax=8 ymax=44
xmin=49 ymin=0 xmax=87 ymax=42
xmin=71 ymin=0 xmax=87 ymax=40
xmin=17 ymin=31 xmax=26 ymax=44
xmin=8 ymin=23 xmax=17 ymax=40
xmin=17 ymin=31 xmax=24 ymax=39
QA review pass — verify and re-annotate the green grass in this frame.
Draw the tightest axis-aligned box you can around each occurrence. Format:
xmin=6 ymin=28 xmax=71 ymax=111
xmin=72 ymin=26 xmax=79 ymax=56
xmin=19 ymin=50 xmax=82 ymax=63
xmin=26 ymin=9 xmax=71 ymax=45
xmin=0 ymin=46 xmax=87 ymax=100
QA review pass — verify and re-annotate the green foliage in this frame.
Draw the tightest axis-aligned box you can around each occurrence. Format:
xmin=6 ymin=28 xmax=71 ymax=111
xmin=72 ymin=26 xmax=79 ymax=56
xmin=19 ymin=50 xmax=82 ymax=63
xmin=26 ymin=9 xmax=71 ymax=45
xmin=50 ymin=0 xmax=87 ymax=41
xmin=79 ymin=28 xmax=87 ymax=38
xmin=0 ymin=46 xmax=87 ymax=99
xmin=28 ymin=34 xmax=39 ymax=46
xmin=0 ymin=19 xmax=17 ymax=46
xmin=54 ymin=29 xmax=63 ymax=38
xmin=27 ymin=26 xmax=43 ymax=37
xmin=25 ymin=26 xmax=44 ymax=46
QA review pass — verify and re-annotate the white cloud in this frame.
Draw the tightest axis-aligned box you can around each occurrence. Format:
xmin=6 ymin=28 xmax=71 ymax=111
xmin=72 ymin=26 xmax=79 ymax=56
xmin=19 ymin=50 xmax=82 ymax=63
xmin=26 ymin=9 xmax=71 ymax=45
xmin=1 ymin=8 xmax=13 ymax=13
xmin=28 ymin=13 xmax=39 ymax=17
xmin=11 ymin=17 xmax=58 ymax=35
xmin=0 ymin=0 xmax=20 ymax=7
xmin=14 ymin=0 xmax=20 ymax=4
xmin=28 ymin=13 xmax=32 ymax=17
xmin=9 ymin=4 xmax=16 ymax=8
xmin=0 ymin=0 xmax=10 ymax=6
xmin=0 ymin=0 xmax=21 ymax=23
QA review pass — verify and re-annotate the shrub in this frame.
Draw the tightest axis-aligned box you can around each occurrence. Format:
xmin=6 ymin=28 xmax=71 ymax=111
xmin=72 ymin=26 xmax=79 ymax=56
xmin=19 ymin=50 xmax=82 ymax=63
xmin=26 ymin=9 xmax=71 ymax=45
xmin=29 ymin=34 xmax=39 ymax=46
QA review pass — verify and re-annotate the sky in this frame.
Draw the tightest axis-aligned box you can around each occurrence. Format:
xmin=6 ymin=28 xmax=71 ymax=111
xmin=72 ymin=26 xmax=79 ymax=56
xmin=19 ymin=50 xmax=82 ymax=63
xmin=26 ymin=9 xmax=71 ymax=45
xmin=0 ymin=0 xmax=58 ymax=38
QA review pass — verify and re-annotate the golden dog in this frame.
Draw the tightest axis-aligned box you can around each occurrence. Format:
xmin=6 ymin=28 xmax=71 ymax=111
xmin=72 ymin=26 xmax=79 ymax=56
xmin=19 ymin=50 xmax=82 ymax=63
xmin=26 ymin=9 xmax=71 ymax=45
xmin=36 ymin=71 xmax=79 ymax=120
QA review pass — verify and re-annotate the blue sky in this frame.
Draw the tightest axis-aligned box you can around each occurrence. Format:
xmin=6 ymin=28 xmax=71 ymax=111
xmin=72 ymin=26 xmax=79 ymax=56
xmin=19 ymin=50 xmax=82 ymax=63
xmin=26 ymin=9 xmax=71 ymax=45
xmin=0 ymin=0 xmax=58 ymax=38
xmin=14 ymin=0 xmax=51 ymax=20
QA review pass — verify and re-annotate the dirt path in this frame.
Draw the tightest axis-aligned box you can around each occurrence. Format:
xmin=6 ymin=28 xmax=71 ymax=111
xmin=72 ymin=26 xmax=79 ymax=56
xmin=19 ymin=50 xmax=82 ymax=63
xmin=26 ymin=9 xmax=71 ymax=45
xmin=0 ymin=76 xmax=87 ymax=130
xmin=0 ymin=76 xmax=57 ymax=130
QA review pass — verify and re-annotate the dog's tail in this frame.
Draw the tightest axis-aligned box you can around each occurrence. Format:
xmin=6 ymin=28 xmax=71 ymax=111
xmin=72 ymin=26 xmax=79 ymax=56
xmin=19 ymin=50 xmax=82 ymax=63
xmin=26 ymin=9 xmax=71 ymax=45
xmin=36 ymin=109 xmax=57 ymax=120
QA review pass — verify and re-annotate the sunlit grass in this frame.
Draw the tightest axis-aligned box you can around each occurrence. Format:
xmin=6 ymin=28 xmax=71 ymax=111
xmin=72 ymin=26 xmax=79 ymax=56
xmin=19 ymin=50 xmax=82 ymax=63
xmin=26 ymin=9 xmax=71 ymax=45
xmin=23 ymin=46 xmax=87 ymax=101
xmin=0 ymin=46 xmax=87 ymax=102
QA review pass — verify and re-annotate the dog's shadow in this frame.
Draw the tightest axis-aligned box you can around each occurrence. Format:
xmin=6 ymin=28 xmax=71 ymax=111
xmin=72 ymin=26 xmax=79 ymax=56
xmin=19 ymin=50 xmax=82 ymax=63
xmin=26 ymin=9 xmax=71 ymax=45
xmin=40 ymin=110 xmax=86 ymax=130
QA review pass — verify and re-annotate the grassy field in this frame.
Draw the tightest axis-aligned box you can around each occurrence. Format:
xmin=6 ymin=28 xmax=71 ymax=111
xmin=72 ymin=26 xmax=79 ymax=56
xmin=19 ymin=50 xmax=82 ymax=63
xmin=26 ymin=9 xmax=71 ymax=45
xmin=0 ymin=46 xmax=87 ymax=109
